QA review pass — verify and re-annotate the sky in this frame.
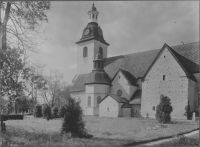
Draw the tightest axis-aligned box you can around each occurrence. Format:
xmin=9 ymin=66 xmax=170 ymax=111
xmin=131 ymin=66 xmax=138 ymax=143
xmin=27 ymin=1 xmax=199 ymax=84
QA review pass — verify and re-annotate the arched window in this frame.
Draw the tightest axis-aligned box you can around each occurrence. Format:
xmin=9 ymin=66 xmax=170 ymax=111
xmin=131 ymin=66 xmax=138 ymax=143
xmin=96 ymin=15 xmax=98 ymax=19
xmin=99 ymin=47 xmax=103 ymax=55
xmin=83 ymin=47 xmax=88 ymax=58
xmin=92 ymin=14 xmax=95 ymax=18
xmin=153 ymin=106 xmax=155 ymax=111
xmin=97 ymin=96 xmax=101 ymax=105
xmin=88 ymin=96 xmax=91 ymax=107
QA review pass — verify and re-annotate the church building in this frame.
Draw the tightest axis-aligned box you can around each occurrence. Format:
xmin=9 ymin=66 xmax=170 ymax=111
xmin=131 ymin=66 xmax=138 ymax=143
xmin=70 ymin=4 xmax=199 ymax=119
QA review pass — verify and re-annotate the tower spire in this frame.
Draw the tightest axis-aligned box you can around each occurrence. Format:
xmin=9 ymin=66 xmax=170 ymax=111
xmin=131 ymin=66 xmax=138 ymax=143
xmin=88 ymin=3 xmax=99 ymax=23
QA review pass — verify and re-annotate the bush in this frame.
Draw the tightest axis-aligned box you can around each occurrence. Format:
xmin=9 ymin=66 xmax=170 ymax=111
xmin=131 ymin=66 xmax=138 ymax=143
xmin=58 ymin=105 xmax=67 ymax=118
xmin=156 ymin=95 xmax=173 ymax=123
xmin=42 ymin=104 xmax=51 ymax=120
xmin=52 ymin=106 xmax=59 ymax=118
xmin=60 ymin=98 xmax=90 ymax=138
xmin=184 ymin=105 xmax=192 ymax=120
xmin=34 ymin=104 xmax=43 ymax=117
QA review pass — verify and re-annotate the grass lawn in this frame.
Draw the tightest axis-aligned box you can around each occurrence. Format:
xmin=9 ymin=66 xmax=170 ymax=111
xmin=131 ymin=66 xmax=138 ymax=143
xmin=1 ymin=116 xmax=199 ymax=146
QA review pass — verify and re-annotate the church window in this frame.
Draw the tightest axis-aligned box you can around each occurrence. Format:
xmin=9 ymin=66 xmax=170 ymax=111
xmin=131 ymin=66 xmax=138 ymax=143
xmin=97 ymin=96 xmax=101 ymax=105
xmin=99 ymin=47 xmax=103 ymax=55
xmin=164 ymin=56 xmax=165 ymax=58
xmin=89 ymin=14 xmax=91 ymax=19
xmin=83 ymin=47 xmax=88 ymax=58
xmin=96 ymin=15 xmax=98 ymax=19
xmin=117 ymin=90 xmax=122 ymax=97
xmin=163 ymin=75 xmax=165 ymax=80
xmin=92 ymin=14 xmax=95 ymax=18
xmin=88 ymin=96 xmax=91 ymax=107
xmin=153 ymin=106 xmax=155 ymax=111
xmin=107 ymin=107 xmax=109 ymax=112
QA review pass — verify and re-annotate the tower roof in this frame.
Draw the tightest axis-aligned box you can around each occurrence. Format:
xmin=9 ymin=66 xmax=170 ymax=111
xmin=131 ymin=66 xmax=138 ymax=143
xmin=88 ymin=4 xmax=97 ymax=13
xmin=84 ymin=70 xmax=111 ymax=85
xmin=76 ymin=4 xmax=109 ymax=45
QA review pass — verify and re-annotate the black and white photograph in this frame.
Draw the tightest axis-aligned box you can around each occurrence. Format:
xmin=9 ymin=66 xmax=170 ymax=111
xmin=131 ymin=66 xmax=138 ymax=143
xmin=0 ymin=1 xmax=199 ymax=146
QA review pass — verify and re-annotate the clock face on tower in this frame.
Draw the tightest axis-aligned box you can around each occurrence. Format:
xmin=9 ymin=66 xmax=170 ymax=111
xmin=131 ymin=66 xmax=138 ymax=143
xmin=85 ymin=29 xmax=90 ymax=35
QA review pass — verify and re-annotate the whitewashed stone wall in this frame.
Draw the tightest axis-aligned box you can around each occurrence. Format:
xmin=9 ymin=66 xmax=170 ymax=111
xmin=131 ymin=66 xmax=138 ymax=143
xmin=121 ymin=108 xmax=131 ymax=117
xmin=110 ymin=71 xmax=137 ymax=100
xmin=141 ymin=47 xmax=191 ymax=119
xmin=99 ymin=96 xmax=119 ymax=117
xmin=77 ymin=40 xmax=108 ymax=75
xmin=85 ymin=84 xmax=110 ymax=116
xmin=131 ymin=105 xmax=141 ymax=117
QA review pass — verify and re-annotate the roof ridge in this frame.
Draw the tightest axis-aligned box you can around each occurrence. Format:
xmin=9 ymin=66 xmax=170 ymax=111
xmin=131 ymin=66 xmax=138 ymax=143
xmin=170 ymin=41 xmax=199 ymax=48
xmin=106 ymin=41 xmax=199 ymax=60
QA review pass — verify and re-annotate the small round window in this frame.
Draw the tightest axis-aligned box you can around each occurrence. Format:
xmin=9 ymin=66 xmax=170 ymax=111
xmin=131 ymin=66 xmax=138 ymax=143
xmin=117 ymin=90 xmax=122 ymax=97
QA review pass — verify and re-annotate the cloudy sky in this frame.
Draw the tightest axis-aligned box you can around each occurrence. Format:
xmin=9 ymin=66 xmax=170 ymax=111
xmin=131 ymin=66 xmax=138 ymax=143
xmin=28 ymin=1 xmax=199 ymax=83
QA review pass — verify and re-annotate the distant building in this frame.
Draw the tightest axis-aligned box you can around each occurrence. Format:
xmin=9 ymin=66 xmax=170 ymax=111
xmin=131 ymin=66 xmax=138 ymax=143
xmin=70 ymin=4 xmax=199 ymax=119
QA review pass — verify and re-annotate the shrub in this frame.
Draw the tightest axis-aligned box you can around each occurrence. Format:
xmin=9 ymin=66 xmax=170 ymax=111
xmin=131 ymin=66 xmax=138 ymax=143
xmin=58 ymin=105 xmax=67 ymax=118
xmin=34 ymin=104 xmax=43 ymax=117
xmin=60 ymin=98 xmax=90 ymax=138
xmin=156 ymin=95 xmax=173 ymax=123
xmin=52 ymin=106 xmax=59 ymax=118
xmin=42 ymin=104 xmax=51 ymax=120
xmin=184 ymin=105 xmax=192 ymax=120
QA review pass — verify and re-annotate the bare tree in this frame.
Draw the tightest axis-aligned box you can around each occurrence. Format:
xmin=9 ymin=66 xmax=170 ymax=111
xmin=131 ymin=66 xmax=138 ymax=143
xmin=38 ymin=70 xmax=71 ymax=107
xmin=0 ymin=1 xmax=51 ymax=103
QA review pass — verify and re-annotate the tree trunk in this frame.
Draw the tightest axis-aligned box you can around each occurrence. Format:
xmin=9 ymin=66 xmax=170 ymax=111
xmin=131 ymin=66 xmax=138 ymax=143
xmin=2 ymin=2 xmax=11 ymax=50
xmin=0 ymin=2 xmax=11 ymax=96
xmin=0 ymin=2 xmax=3 ymax=96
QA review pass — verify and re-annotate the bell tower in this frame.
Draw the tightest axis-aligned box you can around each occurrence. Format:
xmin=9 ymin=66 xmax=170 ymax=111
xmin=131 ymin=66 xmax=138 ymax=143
xmin=75 ymin=4 xmax=109 ymax=75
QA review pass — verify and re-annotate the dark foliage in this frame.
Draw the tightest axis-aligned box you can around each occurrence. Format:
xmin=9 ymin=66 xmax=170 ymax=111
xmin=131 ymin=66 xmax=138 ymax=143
xmin=159 ymin=136 xmax=198 ymax=146
xmin=33 ymin=104 xmax=42 ymax=117
xmin=184 ymin=105 xmax=192 ymax=120
xmin=42 ymin=104 xmax=51 ymax=120
xmin=156 ymin=95 xmax=173 ymax=124
xmin=52 ymin=106 xmax=59 ymax=118
xmin=58 ymin=105 xmax=67 ymax=118
xmin=60 ymin=98 xmax=91 ymax=138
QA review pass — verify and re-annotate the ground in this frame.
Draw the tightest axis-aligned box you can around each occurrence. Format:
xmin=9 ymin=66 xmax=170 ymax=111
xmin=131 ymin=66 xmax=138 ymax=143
xmin=1 ymin=115 xmax=199 ymax=146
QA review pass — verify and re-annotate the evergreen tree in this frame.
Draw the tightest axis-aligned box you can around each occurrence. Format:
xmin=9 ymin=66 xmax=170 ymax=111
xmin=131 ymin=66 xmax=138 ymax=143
xmin=34 ymin=104 xmax=42 ymax=117
xmin=60 ymin=98 xmax=89 ymax=138
xmin=156 ymin=95 xmax=173 ymax=123
xmin=42 ymin=104 xmax=51 ymax=120
xmin=52 ymin=106 xmax=59 ymax=118
xmin=58 ymin=104 xmax=67 ymax=118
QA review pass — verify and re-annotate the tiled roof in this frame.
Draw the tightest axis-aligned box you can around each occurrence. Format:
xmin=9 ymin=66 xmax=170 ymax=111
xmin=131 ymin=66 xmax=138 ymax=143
xmin=69 ymin=74 xmax=87 ymax=92
xmin=111 ymin=69 xmax=137 ymax=85
xmin=121 ymin=103 xmax=131 ymax=108
xmin=100 ymin=94 xmax=129 ymax=103
xmin=171 ymin=42 xmax=199 ymax=73
xmin=104 ymin=41 xmax=199 ymax=80
xmin=70 ymin=42 xmax=199 ymax=92
xmin=129 ymin=90 xmax=141 ymax=104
